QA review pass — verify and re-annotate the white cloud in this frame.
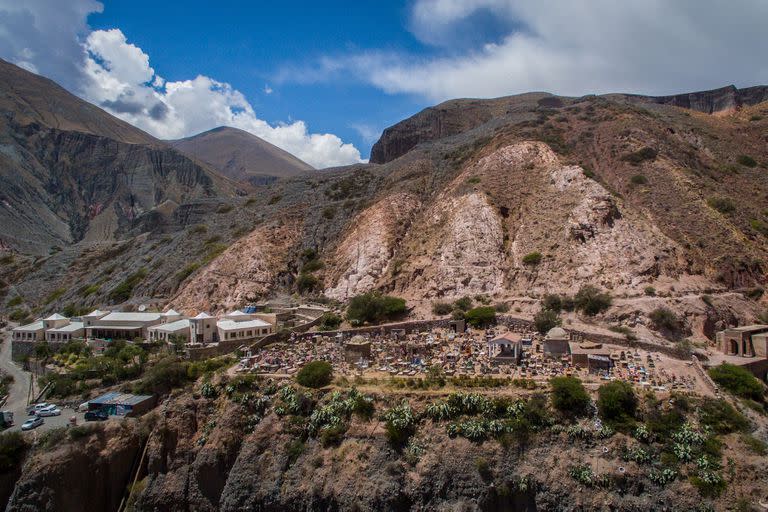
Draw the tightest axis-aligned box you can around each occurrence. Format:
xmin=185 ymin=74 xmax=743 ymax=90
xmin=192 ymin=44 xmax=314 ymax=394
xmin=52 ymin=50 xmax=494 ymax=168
xmin=288 ymin=0 xmax=768 ymax=102
xmin=0 ymin=1 xmax=362 ymax=169
xmin=264 ymin=84 xmax=273 ymax=95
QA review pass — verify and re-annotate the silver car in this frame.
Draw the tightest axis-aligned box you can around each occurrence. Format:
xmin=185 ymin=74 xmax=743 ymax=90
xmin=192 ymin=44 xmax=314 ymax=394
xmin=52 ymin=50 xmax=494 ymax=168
xmin=38 ymin=406 xmax=61 ymax=417
xmin=21 ymin=417 xmax=43 ymax=430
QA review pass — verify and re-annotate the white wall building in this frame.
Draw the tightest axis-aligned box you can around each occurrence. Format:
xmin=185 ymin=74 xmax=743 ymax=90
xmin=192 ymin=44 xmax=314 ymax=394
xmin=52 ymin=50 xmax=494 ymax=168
xmin=11 ymin=320 xmax=46 ymax=341
xmin=189 ymin=312 xmax=216 ymax=344
xmin=147 ymin=319 xmax=191 ymax=343
xmin=217 ymin=317 xmax=273 ymax=342
xmin=86 ymin=312 xmax=163 ymax=340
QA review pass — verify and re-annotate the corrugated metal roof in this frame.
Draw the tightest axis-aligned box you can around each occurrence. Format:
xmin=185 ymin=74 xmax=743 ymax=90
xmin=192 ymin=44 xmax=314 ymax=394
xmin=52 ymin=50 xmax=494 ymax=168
xmin=89 ymin=391 xmax=154 ymax=406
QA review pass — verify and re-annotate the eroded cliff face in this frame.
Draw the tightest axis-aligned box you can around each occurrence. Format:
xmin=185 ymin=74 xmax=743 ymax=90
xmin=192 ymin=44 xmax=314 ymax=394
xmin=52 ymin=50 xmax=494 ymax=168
xmin=170 ymin=218 xmax=302 ymax=313
xmin=5 ymin=422 xmax=141 ymax=512
xmin=329 ymin=142 xmax=689 ymax=302
xmin=8 ymin=385 xmax=760 ymax=512
xmin=324 ymin=192 xmax=421 ymax=301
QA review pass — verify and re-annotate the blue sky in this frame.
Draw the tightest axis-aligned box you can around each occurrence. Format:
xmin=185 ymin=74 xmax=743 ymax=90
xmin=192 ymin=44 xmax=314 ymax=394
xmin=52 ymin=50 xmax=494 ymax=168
xmin=0 ymin=1 xmax=766 ymax=168
xmin=89 ymin=1 xmax=429 ymax=156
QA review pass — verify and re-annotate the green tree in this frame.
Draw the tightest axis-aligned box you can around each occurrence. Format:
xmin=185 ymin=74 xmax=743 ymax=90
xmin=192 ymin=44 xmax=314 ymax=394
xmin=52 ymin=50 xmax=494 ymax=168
xmin=464 ymin=306 xmax=496 ymax=328
xmin=550 ymin=376 xmax=591 ymax=418
xmin=296 ymin=361 xmax=333 ymax=388
xmin=541 ymin=294 xmax=562 ymax=312
xmin=346 ymin=292 xmax=406 ymax=325
xmin=453 ymin=296 xmax=473 ymax=311
xmin=534 ymin=308 xmax=561 ymax=334
xmin=574 ymin=285 xmax=612 ymax=316
xmin=597 ymin=381 xmax=637 ymax=427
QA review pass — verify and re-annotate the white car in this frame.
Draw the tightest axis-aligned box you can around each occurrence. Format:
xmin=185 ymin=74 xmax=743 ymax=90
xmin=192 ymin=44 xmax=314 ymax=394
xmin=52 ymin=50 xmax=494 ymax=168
xmin=21 ymin=417 xmax=43 ymax=430
xmin=28 ymin=403 xmax=50 ymax=415
xmin=38 ymin=407 xmax=61 ymax=417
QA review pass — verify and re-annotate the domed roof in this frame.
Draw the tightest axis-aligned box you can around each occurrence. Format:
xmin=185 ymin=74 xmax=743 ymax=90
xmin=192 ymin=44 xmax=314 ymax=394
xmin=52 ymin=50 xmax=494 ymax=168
xmin=546 ymin=327 xmax=568 ymax=339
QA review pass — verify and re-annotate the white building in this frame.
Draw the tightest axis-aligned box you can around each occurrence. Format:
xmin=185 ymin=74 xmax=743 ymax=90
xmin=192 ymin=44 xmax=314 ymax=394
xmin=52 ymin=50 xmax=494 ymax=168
xmin=189 ymin=312 xmax=216 ymax=344
xmin=217 ymin=318 xmax=273 ymax=342
xmin=11 ymin=320 xmax=45 ymax=341
xmin=46 ymin=321 xmax=85 ymax=342
xmin=82 ymin=310 xmax=110 ymax=327
xmin=148 ymin=319 xmax=191 ymax=343
xmin=86 ymin=312 xmax=163 ymax=340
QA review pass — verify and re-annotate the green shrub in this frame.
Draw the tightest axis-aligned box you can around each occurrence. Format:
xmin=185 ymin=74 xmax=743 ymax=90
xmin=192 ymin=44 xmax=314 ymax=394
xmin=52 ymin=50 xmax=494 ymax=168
xmin=534 ymin=308 xmax=561 ymax=334
xmin=737 ymin=154 xmax=757 ymax=167
xmin=432 ymin=302 xmax=453 ymax=316
xmin=597 ymin=381 xmax=637 ymax=427
xmin=296 ymin=273 xmax=318 ymax=293
xmin=268 ymin=194 xmax=282 ymax=205
xmin=346 ymin=292 xmax=406 ymax=325
xmin=286 ymin=440 xmax=305 ymax=465
xmin=698 ymin=398 xmax=749 ymax=434
xmin=175 ymin=262 xmax=200 ymax=283
xmin=648 ymin=307 xmax=684 ymax=338
xmin=133 ymin=357 xmax=191 ymax=395
xmin=494 ymin=302 xmax=510 ymax=313
xmin=44 ymin=288 xmax=65 ymax=304
xmin=620 ymin=147 xmax=657 ymax=165
xmin=216 ymin=204 xmax=233 ymax=214
xmin=109 ymin=268 xmax=147 ymax=303
xmin=644 ymin=286 xmax=656 ymax=296
xmin=750 ymin=219 xmax=768 ymax=236
xmin=522 ymin=252 xmax=542 ymax=265
xmin=464 ymin=306 xmax=496 ymax=328
xmin=574 ymin=285 xmax=612 ymax=316
xmin=630 ymin=174 xmax=648 ymax=185
xmin=302 ymin=258 xmax=324 ymax=273
xmin=296 ymin=361 xmax=333 ymax=388
xmin=541 ymin=294 xmax=562 ymax=312
xmin=78 ymin=283 xmax=101 ymax=298
xmin=708 ymin=364 xmax=764 ymax=401
xmin=707 ymin=197 xmax=735 ymax=214
xmin=318 ymin=312 xmax=342 ymax=331
xmin=740 ymin=433 xmax=767 ymax=455
xmin=453 ymin=296 xmax=473 ymax=311
xmin=550 ymin=376 xmax=591 ymax=418
xmin=322 ymin=206 xmax=336 ymax=219
xmin=6 ymin=296 xmax=23 ymax=307
xmin=382 ymin=401 xmax=417 ymax=446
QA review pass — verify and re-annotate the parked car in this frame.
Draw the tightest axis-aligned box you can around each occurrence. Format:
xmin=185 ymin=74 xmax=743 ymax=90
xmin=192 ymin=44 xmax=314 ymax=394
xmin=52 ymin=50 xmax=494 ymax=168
xmin=38 ymin=407 xmax=61 ymax=417
xmin=27 ymin=403 xmax=50 ymax=415
xmin=84 ymin=410 xmax=108 ymax=421
xmin=21 ymin=417 xmax=43 ymax=431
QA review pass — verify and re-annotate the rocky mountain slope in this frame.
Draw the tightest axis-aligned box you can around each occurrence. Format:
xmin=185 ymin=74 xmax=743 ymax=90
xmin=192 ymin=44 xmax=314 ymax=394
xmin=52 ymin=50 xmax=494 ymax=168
xmin=170 ymin=126 xmax=314 ymax=186
xmin=3 ymin=378 xmax=767 ymax=512
xmin=0 ymin=59 xmax=237 ymax=256
xmin=1 ymin=65 xmax=767 ymax=344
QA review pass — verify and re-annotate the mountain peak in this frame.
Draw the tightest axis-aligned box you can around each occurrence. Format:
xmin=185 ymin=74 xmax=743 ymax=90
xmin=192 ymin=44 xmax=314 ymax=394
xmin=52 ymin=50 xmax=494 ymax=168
xmin=169 ymin=126 xmax=314 ymax=185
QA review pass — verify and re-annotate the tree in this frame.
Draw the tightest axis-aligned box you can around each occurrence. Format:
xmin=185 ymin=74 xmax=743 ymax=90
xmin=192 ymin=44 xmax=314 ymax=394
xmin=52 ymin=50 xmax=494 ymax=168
xmin=550 ymin=377 xmax=591 ymax=418
xmin=597 ymin=381 xmax=637 ymax=426
xmin=346 ymin=292 xmax=406 ymax=325
xmin=464 ymin=306 xmax=496 ymax=328
xmin=574 ymin=285 xmax=612 ymax=316
xmin=541 ymin=294 xmax=562 ymax=312
xmin=453 ymin=296 xmax=473 ymax=311
xmin=296 ymin=361 xmax=333 ymax=388
xmin=318 ymin=312 xmax=342 ymax=331
xmin=534 ymin=308 xmax=561 ymax=334
xmin=648 ymin=307 xmax=684 ymax=339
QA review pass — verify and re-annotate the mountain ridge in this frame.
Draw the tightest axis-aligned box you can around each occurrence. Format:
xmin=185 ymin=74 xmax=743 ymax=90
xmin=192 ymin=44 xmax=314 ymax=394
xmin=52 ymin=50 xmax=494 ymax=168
xmin=170 ymin=126 xmax=314 ymax=186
